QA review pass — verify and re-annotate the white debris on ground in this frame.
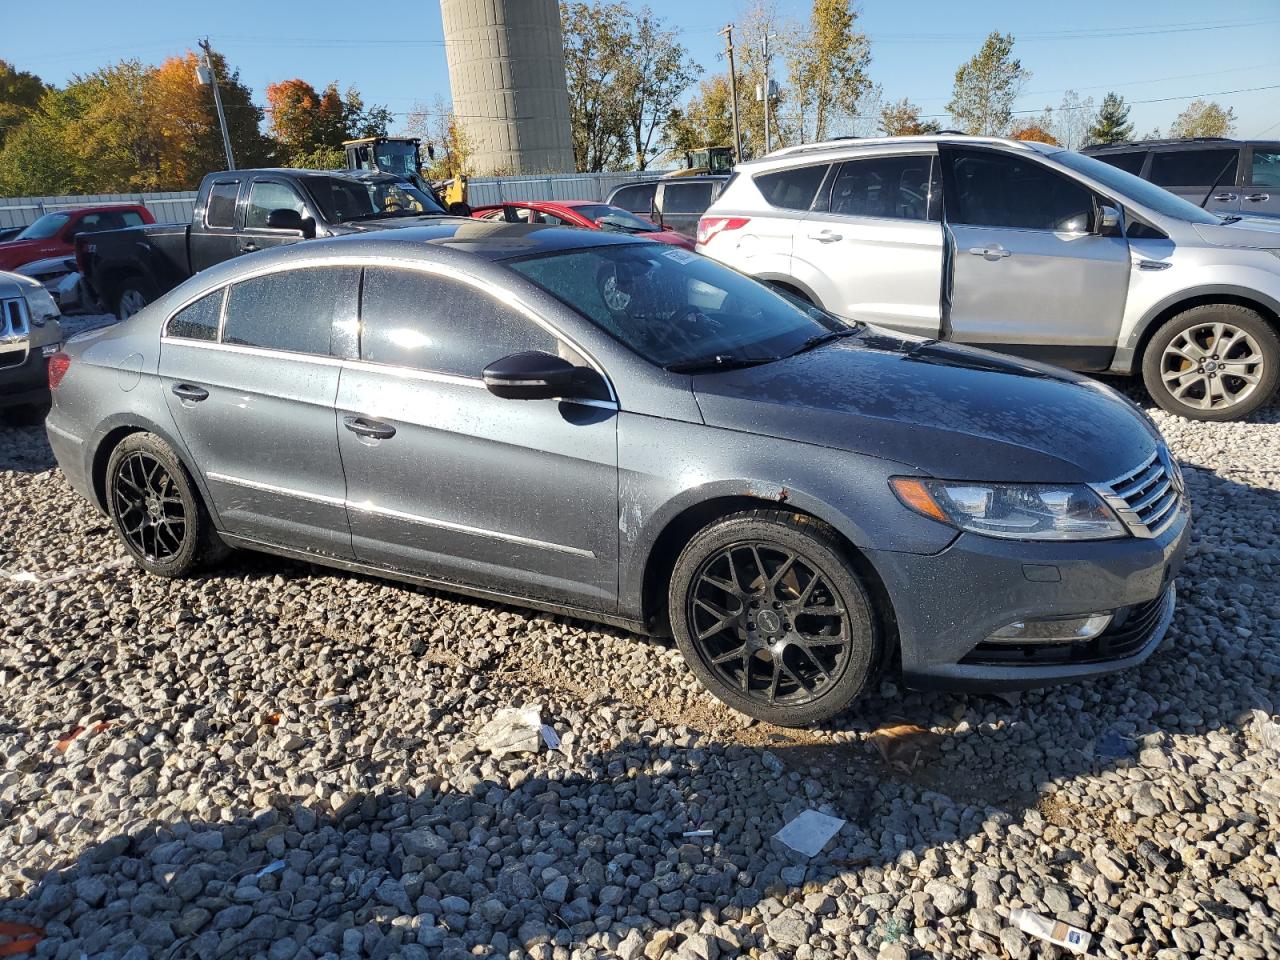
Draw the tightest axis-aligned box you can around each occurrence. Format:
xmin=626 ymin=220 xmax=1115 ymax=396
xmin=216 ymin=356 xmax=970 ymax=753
xmin=0 ymin=388 xmax=1277 ymax=960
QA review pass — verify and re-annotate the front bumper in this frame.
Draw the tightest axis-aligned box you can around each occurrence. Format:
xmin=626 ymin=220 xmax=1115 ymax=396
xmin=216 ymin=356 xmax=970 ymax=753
xmin=867 ymin=507 xmax=1189 ymax=691
xmin=0 ymin=348 xmax=53 ymax=410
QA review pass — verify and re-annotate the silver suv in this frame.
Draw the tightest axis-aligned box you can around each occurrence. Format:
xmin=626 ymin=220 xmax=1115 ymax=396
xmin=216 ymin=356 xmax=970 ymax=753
xmin=697 ymin=135 xmax=1280 ymax=420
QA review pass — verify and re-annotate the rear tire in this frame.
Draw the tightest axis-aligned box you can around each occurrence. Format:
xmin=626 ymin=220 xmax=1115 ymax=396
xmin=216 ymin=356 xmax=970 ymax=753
xmin=1141 ymin=304 xmax=1279 ymax=420
xmin=668 ymin=509 xmax=881 ymax=727
xmin=105 ymin=432 xmax=228 ymax=577
xmin=114 ymin=277 xmax=155 ymax=321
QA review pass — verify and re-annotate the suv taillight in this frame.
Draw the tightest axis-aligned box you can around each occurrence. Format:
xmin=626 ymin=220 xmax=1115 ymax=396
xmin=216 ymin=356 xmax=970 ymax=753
xmin=696 ymin=216 xmax=750 ymax=246
xmin=48 ymin=352 xmax=70 ymax=389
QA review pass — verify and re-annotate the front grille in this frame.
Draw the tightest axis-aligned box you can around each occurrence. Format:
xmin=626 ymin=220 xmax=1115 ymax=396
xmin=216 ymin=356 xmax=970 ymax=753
xmin=961 ymin=589 xmax=1172 ymax=667
xmin=1092 ymin=448 xmax=1184 ymax=538
xmin=0 ymin=297 xmax=31 ymax=370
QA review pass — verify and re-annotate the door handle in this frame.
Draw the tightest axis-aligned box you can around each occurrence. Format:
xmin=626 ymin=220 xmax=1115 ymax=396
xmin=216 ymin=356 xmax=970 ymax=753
xmin=343 ymin=415 xmax=396 ymax=440
xmin=239 ymin=242 xmax=259 ymax=253
xmin=170 ymin=383 xmax=209 ymax=402
xmin=1245 ymin=193 xmax=1271 ymax=202
xmin=1211 ymin=193 xmax=1238 ymax=202
xmin=968 ymin=246 xmax=1011 ymax=260
xmin=807 ymin=230 xmax=842 ymax=243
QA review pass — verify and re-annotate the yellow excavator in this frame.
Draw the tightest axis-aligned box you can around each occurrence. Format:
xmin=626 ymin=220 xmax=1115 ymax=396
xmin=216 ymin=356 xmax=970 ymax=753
xmin=664 ymin=146 xmax=735 ymax=178
xmin=343 ymin=136 xmax=469 ymax=212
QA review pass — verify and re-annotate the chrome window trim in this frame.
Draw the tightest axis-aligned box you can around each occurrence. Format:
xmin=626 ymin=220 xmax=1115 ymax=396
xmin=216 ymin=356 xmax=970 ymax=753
xmin=158 ymin=254 xmax=619 ymax=404
xmin=160 ymin=337 xmax=346 ymax=367
xmin=205 ymin=471 xmax=594 ymax=559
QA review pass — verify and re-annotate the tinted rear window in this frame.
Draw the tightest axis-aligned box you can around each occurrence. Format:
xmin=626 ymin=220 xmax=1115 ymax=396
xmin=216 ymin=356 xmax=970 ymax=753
xmin=663 ymin=182 xmax=715 ymax=214
xmin=222 ymin=266 xmax=359 ymax=356
xmin=1093 ymin=151 xmax=1146 ymax=175
xmin=1149 ymin=149 xmax=1238 ymax=187
xmin=754 ymin=164 xmax=829 ymax=210
xmin=610 ymin=184 xmax=657 ymax=213
xmin=167 ymin=289 xmax=223 ymax=342
xmin=205 ymin=181 xmax=239 ymax=228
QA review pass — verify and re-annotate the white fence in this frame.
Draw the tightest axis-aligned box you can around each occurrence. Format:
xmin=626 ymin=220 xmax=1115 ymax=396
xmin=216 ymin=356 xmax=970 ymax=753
xmin=0 ymin=170 xmax=671 ymax=230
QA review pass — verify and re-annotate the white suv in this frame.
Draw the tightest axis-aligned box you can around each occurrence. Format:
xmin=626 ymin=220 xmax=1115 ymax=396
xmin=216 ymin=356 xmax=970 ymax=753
xmin=696 ymin=135 xmax=1280 ymax=420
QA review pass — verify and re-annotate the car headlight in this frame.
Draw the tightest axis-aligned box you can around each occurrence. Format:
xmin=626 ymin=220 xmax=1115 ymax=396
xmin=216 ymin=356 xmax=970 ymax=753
xmin=23 ymin=285 xmax=60 ymax=325
xmin=890 ymin=477 xmax=1127 ymax=541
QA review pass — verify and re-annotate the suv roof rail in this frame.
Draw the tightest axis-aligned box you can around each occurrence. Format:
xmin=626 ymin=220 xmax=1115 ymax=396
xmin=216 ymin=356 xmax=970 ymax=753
xmin=1082 ymin=136 xmax=1240 ymax=151
xmin=760 ymin=133 xmax=1031 ymax=163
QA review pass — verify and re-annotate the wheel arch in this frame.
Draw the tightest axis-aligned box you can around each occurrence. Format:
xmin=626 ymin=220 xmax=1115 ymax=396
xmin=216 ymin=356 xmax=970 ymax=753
xmin=89 ymin=416 xmax=210 ymax=519
xmin=1125 ymin=286 xmax=1280 ymax=374
xmin=755 ymin=273 xmax=821 ymax=307
xmin=637 ymin=495 xmax=899 ymax=667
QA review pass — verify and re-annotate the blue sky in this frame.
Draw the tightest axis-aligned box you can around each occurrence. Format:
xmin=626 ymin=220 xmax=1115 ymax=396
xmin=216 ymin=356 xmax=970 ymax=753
xmin=3 ymin=0 xmax=1278 ymax=141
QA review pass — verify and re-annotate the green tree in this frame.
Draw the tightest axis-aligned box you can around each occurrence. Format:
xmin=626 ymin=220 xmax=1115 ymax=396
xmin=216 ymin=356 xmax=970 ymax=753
xmin=946 ymin=32 xmax=1029 ymax=136
xmin=663 ymin=74 xmax=737 ymax=158
xmin=1170 ymin=99 xmax=1236 ymax=138
xmin=1088 ymin=92 xmax=1134 ymax=145
xmin=616 ymin=6 xmax=700 ymax=170
xmin=788 ymin=0 xmax=871 ymax=143
xmin=561 ymin=1 xmax=632 ymax=171
xmin=0 ymin=60 xmax=47 ymax=149
xmin=879 ymin=97 xmax=940 ymax=136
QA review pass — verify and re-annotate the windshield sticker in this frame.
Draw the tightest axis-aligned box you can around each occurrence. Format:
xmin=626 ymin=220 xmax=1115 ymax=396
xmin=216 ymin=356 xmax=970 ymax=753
xmin=662 ymin=248 xmax=696 ymax=265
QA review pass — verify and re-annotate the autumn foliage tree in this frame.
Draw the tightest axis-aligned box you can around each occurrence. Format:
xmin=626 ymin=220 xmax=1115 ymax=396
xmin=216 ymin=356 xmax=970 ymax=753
xmin=266 ymin=79 xmax=392 ymax=168
xmin=879 ymin=97 xmax=940 ymax=136
xmin=0 ymin=60 xmax=47 ymax=150
xmin=1008 ymin=123 xmax=1059 ymax=145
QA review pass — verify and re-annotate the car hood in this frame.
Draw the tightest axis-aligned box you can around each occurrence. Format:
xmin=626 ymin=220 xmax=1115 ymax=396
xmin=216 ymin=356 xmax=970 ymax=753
xmin=1193 ymin=217 xmax=1280 ymax=249
xmin=690 ymin=328 xmax=1162 ymax=484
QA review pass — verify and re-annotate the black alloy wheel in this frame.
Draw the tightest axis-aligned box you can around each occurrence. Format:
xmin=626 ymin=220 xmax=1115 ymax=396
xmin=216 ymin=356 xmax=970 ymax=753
xmin=105 ymin=432 xmax=229 ymax=577
xmin=670 ymin=510 xmax=880 ymax=726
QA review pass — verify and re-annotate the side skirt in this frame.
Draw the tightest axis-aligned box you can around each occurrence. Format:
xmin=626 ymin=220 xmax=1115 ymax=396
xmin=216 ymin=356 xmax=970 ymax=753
xmin=218 ymin=532 xmax=651 ymax=637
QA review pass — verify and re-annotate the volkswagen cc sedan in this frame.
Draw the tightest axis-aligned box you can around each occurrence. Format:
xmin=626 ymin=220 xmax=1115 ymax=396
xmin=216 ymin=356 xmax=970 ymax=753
xmin=45 ymin=224 xmax=1189 ymax=726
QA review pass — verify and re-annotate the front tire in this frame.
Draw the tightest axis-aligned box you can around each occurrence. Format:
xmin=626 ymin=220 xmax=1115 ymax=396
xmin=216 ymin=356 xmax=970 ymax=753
xmin=105 ymin=432 xmax=228 ymax=577
xmin=1141 ymin=304 xmax=1279 ymax=420
xmin=668 ymin=510 xmax=881 ymax=727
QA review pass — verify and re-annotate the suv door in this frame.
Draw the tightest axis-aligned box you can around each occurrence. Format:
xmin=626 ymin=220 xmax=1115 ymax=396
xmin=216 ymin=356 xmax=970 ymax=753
xmin=336 ymin=265 xmax=619 ymax=608
xmin=191 ymin=177 xmax=244 ymax=272
xmin=609 ymin=182 xmax=658 ymax=216
xmin=795 ymin=152 xmax=943 ymax=336
xmin=658 ymin=181 xmax=717 ymax=238
xmin=941 ymin=146 xmax=1130 ymax=369
xmin=1147 ymin=146 xmax=1241 ymax=215
xmin=159 ymin=265 xmax=359 ymax=556
xmin=1243 ymin=145 xmax=1280 ymax=217
xmin=240 ymin=178 xmax=315 ymax=256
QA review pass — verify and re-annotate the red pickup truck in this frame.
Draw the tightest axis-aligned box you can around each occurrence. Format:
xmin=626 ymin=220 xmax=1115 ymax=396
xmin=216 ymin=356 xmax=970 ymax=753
xmin=0 ymin=204 xmax=153 ymax=272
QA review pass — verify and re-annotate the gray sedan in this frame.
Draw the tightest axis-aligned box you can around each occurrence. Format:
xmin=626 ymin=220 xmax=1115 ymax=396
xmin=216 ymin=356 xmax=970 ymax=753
xmin=45 ymin=223 xmax=1189 ymax=726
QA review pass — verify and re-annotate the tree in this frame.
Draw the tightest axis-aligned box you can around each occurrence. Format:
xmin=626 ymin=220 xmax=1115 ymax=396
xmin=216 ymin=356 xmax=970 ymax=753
xmin=787 ymin=0 xmax=871 ymax=143
xmin=0 ymin=60 xmax=47 ymax=149
xmin=615 ymin=6 xmax=700 ymax=170
xmin=879 ymin=97 xmax=940 ymax=136
xmin=147 ymin=51 xmax=273 ymax=188
xmin=560 ymin=1 xmax=632 ymax=171
xmin=266 ymin=79 xmax=389 ymax=167
xmin=946 ymin=32 xmax=1029 ymax=136
xmin=1170 ymin=99 xmax=1236 ymax=138
xmin=405 ymin=95 xmax=473 ymax=179
xmin=1088 ymin=92 xmax=1134 ymax=145
xmin=1050 ymin=89 xmax=1095 ymax=151
xmin=1009 ymin=123 xmax=1058 ymax=145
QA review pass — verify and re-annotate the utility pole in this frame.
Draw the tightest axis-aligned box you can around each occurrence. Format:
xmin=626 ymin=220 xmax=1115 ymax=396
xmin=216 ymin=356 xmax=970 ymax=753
xmin=761 ymin=32 xmax=776 ymax=154
xmin=197 ymin=38 xmax=236 ymax=171
xmin=719 ymin=24 xmax=742 ymax=163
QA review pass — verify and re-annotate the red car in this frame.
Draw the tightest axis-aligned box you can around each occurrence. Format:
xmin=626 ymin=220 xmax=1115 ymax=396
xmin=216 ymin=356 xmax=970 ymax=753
xmin=472 ymin=200 xmax=694 ymax=250
xmin=0 ymin=204 xmax=154 ymax=272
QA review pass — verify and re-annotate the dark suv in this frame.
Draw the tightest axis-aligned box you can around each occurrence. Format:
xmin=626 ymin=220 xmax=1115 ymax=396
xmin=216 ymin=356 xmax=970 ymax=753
xmin=1082 ymin=138 xmax=1280 ymax=218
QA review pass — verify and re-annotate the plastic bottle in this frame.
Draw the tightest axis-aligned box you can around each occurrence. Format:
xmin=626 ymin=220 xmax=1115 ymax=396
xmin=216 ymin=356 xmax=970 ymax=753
xmin=1008 ymin=908 xmax=1093 ymax=956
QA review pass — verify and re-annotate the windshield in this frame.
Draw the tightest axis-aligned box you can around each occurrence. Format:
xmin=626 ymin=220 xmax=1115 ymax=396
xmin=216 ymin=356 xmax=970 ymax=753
xmin=15 ymin=213 xmax=70 ymax=240
xmin=372 ymin=141 xmax=420 ymax=180
xmin=508 ymin=243 xmax=841 ymax=368
xmin=1052 ymin=150 xmax=1224 ymax=225
xmin=575 ymin=204 xmax=660 ymax=233
xmin=301 ymin=175 xmax=445 ymax=222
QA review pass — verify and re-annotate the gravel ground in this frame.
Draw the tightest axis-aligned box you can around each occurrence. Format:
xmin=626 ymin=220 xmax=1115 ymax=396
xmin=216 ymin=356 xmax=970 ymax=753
xmin=0 ymin=383 xmax=1277 ymax=960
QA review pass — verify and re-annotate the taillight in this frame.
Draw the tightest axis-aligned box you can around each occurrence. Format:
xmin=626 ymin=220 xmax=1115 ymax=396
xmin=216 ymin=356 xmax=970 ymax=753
xmin=48 ymin=352 xmax=70 ymax=389
xmin=696 ymin=216 xmax=750 ymax=246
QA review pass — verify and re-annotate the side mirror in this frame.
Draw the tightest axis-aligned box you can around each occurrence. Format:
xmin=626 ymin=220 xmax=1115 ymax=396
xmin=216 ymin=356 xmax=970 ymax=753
xmin=1096 ymin=204 xmax=1123 ymax=236
xmin=483 ymin=351 xmax=578 ymax=400
xmin=266 ymin=208 xmax=317 ymax=239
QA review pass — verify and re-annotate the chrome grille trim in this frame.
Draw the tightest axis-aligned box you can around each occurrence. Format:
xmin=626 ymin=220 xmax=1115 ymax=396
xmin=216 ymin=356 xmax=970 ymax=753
xmin=1092 ymin=447 xmax=1185 ymax=539
xmin=0 ymin=297 xmax=31 ymax=370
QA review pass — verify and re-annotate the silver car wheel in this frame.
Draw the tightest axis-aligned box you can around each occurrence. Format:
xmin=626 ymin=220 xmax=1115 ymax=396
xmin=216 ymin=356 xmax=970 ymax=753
xmin=1160 ymin=321 xmax=1264 ymax=411
xmin=118 ymin=288 xmax=149 ymax=320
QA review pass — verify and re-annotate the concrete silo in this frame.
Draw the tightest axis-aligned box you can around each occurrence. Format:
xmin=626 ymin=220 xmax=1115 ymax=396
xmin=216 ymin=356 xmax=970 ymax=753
xmin=440 ymin=0 xmax=577 ymax=175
